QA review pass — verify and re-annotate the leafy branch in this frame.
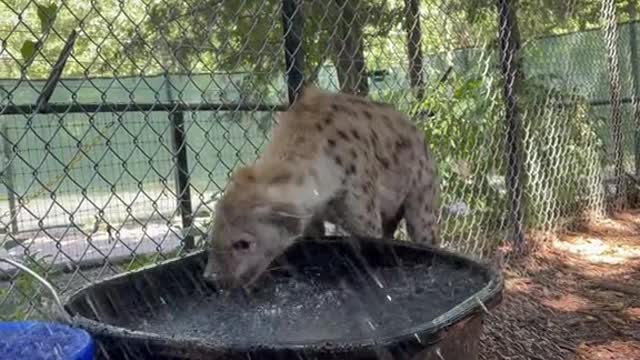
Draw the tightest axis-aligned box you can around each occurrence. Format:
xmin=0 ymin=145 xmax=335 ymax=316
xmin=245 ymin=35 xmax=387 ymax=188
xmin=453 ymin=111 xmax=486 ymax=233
xmin=20 ymin=2 xmax=58 ymax=69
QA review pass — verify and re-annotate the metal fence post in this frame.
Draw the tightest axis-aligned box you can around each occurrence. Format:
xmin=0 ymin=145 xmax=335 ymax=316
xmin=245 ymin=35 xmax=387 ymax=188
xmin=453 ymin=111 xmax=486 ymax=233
xmin=281 ymin=0 xmax=305 ymax=104
xmin=602 ymin=0 xmax=626 ymax=209
xmin=1 ymin=122 xmax=18 ymax=234
xmin=165 ymin=73 xmax=195 ymax=249
xmin=628 ymin=1 xmax=640 ymax=179
xmin=496 ymin=0 xmax=526 ymax=248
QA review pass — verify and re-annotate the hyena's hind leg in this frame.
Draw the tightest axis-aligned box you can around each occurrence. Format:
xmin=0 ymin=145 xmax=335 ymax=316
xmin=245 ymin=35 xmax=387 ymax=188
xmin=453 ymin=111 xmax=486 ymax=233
xmin=403 ymin=169 xmax=440 ymax=247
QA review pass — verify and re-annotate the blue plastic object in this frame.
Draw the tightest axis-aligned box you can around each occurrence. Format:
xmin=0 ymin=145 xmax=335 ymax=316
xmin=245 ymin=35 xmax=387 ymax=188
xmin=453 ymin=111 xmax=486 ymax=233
xmin=0 ymin=321 xmax=94 ymax=360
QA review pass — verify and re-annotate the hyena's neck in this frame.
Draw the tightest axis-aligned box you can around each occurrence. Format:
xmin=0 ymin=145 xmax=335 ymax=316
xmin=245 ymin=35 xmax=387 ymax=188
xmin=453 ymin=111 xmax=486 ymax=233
xmin=260 ymin=152 xmax=343 ymax=214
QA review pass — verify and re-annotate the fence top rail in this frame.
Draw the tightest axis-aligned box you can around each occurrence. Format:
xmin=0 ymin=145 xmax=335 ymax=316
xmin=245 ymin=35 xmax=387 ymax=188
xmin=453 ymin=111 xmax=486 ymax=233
xmin=0 ymin=102 xmax=287 ymax=116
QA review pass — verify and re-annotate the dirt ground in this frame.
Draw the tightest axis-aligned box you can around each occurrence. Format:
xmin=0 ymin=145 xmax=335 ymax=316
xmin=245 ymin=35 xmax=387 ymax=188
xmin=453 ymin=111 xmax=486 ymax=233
xmin=479 ymin=209 xmax=640 ymax=360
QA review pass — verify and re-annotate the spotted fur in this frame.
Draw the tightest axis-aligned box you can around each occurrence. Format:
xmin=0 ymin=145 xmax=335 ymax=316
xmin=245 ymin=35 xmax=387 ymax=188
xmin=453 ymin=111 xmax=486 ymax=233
xmin=204 ymin=85 xmax=440 ymax=288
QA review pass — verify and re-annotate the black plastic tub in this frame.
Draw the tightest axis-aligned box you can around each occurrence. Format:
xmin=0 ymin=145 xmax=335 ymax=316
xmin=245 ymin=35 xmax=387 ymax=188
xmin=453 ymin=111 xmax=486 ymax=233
xmin=62 ymin=236 xmax=503 ymax=360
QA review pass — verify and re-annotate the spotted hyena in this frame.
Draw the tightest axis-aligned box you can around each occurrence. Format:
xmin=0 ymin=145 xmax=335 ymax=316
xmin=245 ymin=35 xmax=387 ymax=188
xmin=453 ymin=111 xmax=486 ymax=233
xmin=203 ymin=84 xmax=440 ymax=288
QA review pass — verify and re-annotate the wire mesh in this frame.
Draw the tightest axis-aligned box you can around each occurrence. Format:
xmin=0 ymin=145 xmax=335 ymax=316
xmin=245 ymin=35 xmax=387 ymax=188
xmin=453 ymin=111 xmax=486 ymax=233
xmin=0 ymin=0 xmax=636 ymax=326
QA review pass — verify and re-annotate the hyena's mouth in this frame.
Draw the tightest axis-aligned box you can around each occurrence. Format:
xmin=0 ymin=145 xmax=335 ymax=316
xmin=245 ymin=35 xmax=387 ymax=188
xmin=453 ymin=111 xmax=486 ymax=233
xmin=232 ymin=263 xmax=271 ymax=289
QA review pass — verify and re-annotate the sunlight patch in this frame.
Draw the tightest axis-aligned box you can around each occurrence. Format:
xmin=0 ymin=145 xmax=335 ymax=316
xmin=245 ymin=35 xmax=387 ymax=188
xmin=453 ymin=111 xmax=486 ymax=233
xmin=577 ymin=340 xmax=640 ymax=358
xmin=541 ymin=293 xmax=590 ymax=312
xmin=625 ymin=307 xmax=640 ymax=320
xmin=552 ymin=237 xmax=640 ymax=264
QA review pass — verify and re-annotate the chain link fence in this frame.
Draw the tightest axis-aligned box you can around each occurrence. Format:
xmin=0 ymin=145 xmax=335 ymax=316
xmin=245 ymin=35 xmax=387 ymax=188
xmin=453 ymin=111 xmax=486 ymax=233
xmin=0 ymin=0 xmax=637 ymax=321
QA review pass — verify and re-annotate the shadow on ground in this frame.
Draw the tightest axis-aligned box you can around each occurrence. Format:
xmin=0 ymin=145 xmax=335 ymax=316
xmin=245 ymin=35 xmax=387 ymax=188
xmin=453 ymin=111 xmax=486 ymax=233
xmin=479 ymin=209 xmax=640 ymax=360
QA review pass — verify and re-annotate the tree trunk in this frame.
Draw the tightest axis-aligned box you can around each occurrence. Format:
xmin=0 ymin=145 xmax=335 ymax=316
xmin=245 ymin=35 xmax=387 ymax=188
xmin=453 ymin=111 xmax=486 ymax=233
xmin=405 ymin=0 xmax=425 ymax=101
xmin=628 ymin=0 xmax=640 ymax=179
xmin=601 ymin=0 xmax=625 ymax=209
xmin=332 ymin=0 xmax=368 ymax=96
xmin=497 ymin=0 xmax=526 ymax=248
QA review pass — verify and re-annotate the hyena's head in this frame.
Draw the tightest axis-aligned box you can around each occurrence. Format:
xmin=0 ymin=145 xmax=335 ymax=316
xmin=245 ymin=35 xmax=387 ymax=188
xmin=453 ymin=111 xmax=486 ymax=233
xmin=202 ymin=166 xmax=307 ymax=289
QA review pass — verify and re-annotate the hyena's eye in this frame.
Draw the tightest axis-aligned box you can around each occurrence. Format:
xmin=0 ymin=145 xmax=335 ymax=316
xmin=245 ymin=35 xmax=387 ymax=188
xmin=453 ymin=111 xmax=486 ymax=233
xmin=232 ymin=239 xmax=251 ymax=251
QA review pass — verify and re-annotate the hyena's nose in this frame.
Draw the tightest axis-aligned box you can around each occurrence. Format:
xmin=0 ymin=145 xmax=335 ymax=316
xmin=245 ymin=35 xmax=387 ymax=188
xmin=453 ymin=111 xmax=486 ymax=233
xmin=203 ymin=270 xmax=235 ymax=289
xmin=202 ymin=269 xmax=218 ymax=284
xmin=202 ymin=260 xmax=220 ymax=284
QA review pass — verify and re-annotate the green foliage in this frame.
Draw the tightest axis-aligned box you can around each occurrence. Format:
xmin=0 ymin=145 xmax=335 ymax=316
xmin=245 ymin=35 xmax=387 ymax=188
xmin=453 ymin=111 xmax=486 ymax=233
xmin=447 ymin=0 xmax=610 ymax=37
xmin=35 ymin=2 xmax=57 ymax=33
xmin=124 ymin=248 xmax=182 ymax=272
xmin=366 ymin=59 xmax=509 ymax=247
xmin=0 ymin=252 xmax=55 ymax=321
xmin=367 ymin=48 xmax=605 ymax=248
xmin=520 ymin=74 xmax=605 ymax=226
xmin=18 ymin=2 xmax=59 ymax=65
xmin=1 ymin=0 xmax=633 ymax=82
xmin=422 ymin=65 xmax=509 ymax=244
xmin=20 ymin=40 xmax=37 ymax=63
